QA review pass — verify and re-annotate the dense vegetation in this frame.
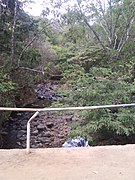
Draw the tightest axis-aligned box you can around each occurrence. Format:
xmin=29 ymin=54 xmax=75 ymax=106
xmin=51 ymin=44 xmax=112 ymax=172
xmin=0 ymin=0 xmax=55 ymax=123
xmin=0 ymin=0 xmax=135 ymax=144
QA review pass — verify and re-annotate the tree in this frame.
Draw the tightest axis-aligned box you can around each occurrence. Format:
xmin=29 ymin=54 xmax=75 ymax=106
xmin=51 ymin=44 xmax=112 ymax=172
xmin=91 ymin=0 xmax=135 ymax=57
xmin=0 ymin=0 xmax=43 ymax=123
xmin=48 ymin=0 xmax=135 ymax=59
xmin=11 ymin=0 xmax=17 ymax=65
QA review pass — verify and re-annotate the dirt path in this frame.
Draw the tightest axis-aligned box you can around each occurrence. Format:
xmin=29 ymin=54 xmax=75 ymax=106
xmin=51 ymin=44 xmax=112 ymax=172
xmin=0 ymin=145 xmax=135 ymax=180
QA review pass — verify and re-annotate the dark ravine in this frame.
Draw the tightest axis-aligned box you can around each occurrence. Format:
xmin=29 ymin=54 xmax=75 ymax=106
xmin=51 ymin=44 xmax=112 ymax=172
xmin=1 ymin=82 xmax=72 ymax=149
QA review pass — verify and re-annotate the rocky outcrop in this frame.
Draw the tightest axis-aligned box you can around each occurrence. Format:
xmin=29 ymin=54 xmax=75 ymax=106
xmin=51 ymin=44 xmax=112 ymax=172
xmin=35 ymin=82 xmax=62 ymax=100
xmin=1 ymin=81 xmax=68 ymax=149
xmin=14 ymin=82 xmax=61 ymax=107
xmin=4 ymin=113 xmax=73 ymax=149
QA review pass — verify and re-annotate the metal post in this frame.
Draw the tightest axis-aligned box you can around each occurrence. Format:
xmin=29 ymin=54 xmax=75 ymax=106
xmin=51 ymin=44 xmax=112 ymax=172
xmin=26 ymin=122 xmax=30 ymax=154
xmin=26 ymin=111 xmax=39 ymax=154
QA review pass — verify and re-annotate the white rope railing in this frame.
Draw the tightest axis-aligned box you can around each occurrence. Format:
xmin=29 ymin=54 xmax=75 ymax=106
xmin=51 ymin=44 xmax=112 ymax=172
xmin=0 ymin=103 xmax=135 ymax=112
xmin=0 ymin=103 xmax=135 ymax=153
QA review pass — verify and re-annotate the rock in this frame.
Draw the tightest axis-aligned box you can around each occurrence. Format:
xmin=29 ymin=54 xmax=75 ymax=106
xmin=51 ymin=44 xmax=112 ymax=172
xmin=38 ymin=143 xmax=43 ymax=148
xmin=3 ymin=94 xmax=71 ymax=149
xmin=46 ymin=122 xmax=54 ymax=128
xmin=50 ymin=75 xmax=63 ymax=80
xmin=37 ymin=137 xmax=43 ymax=141
xmin=37 ymin=124 xmax=46 ymax=130
xmin=93 ymin=171 xmax=98 ymax=174
xmin=35 ymin=83 xmax=60 ymax=101
xmin=16 ymin=142 xmax=21 ymax=146
xmin=32 ymin=130 xmax=38 ymax=135
xmin=20 ymin=130 xmax=26 ymax=133
xmin=13 ymin=125 xmax=17 ymax=129
xmin=51 ymin=96 xmax=57 ymax=101
xmin=37 ymin=134 xmax=42 ymax=138
xmin=19 ymin=136 xmax=26 ymax=141
xmin=21 ymin=125 xmax=27 ymax=130
xmin=0 ymin=131 xmax=8 ymax=135
xmin=31 ymin=144 xmax=39 ymax=148
xmin=17 ymin=130 xmax=26 ymax=138
xmin=22 ymin=144 xmax=26 ymax=148
xmin=58 ymin=134 xmax=65 ymax=138
xmin=44 ymin=131 xmax=51 ymax=137
xmin=64 ymin=115 xmax=73 ymax=121
xmin=21 ymin=121 xmax=27 ymax=126
xmin=50 ymin=137 xmax=54 ymax=141
xmin=12 ymin=130 xmax=17 ymax=134
xmin=16 ymin=113 xmax=23 ymax=117
xmin=39 ymin=137 xmax=50 ymax=143
xmin=32 ymin=121 xmax=38 ymax=126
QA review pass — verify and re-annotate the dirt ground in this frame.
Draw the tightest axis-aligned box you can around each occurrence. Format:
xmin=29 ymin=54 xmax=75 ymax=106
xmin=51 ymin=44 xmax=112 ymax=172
xmin=0 ymin=145 xmax=135 ymax=180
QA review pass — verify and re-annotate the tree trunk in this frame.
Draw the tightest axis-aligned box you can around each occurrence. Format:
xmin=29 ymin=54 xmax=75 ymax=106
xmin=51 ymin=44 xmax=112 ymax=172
xmin=11 ymin=0 xmax=17 ymax=65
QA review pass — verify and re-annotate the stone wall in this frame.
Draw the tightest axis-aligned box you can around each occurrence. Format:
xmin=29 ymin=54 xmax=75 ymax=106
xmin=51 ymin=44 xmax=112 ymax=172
xmin=4 ymin=112 xmax=73 ymax=149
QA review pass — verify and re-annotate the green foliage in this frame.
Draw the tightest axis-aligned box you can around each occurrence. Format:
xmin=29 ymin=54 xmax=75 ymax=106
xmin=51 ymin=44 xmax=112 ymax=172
xmin=53 ymin=45 xmax=75 ymax=61
xmin=0 ymin=70 xmax=15 ymax=124
xmin=21 ymin=48 xmax=41 ymax=68
xmin=59 ymin=0 xmax=135 ymax=58
xmin=53 ymin=45 xmax=135 ymax=144
xmin=0 ymin=71 xmax=15 ymax=93
xmin=0 ymin=0 xmax=47 ymax=124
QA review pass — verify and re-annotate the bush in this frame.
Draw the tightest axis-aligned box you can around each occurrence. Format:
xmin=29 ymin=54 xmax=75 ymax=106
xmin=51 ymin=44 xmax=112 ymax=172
xmin=0 ymin=71 xmax=15 ymax=125
xmin=52 ymin=52 xmax=135 ymax=144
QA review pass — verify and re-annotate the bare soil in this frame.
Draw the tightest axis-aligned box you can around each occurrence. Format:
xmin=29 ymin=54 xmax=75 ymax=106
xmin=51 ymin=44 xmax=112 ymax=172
xmin=0 ymin=145 xmax=135 ymax=180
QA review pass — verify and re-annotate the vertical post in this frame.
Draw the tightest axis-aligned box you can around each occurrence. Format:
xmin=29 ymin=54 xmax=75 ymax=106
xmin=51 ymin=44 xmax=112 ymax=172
xmin=26 ymin=111 xmax=39 ymax=154
xmin=27 ymin=122 xmax=31 ymax=154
